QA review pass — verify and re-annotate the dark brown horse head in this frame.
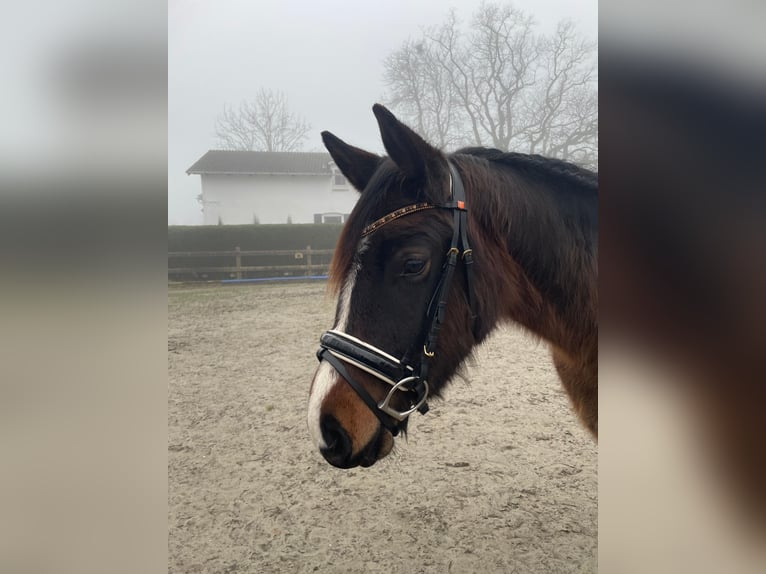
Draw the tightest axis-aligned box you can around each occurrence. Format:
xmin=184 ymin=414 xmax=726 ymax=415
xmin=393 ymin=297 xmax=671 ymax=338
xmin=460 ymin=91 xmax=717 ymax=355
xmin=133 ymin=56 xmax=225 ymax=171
xmin=307 ymin=105 xmax=479 ymax=468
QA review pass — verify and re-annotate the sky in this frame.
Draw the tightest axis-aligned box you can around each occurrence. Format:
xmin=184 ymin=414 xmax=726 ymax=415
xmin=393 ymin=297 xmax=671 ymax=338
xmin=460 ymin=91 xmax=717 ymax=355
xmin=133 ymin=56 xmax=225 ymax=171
xmin=168 ymin=0 xmax=597 ymax=224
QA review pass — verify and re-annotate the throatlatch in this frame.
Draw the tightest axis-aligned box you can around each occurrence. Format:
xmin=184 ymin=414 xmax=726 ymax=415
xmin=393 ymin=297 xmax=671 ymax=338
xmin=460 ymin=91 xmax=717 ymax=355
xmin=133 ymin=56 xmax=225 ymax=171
xmin=316 ymin=160 xmax=477 ymax=435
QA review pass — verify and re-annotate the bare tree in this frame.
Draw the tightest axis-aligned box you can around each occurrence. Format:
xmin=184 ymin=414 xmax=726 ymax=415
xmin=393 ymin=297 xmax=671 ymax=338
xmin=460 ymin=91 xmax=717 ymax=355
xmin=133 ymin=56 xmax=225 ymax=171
xmin=215 ymin=89 xmax=311 ymax=152
xmin=383 ymin=39 xmax=459 ymax=149
xmin=521 ymin=20 xmax=598 ymax=165
xmin=383 ymin=3 xmax=597 ymax=168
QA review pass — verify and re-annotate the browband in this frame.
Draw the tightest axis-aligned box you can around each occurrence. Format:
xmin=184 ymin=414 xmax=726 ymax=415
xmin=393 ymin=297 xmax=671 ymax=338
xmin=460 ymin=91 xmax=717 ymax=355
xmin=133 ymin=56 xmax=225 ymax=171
xmin=361 ymin=203 xmax=436 ymax=237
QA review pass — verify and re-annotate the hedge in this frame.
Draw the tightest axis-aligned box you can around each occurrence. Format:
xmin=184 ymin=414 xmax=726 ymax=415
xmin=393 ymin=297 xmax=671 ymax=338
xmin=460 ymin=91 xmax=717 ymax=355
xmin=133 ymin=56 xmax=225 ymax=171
xmin=168 ymin=224 xmax=344 ymax=281
xmin=168 ymin=223 xmax=343 ymax=252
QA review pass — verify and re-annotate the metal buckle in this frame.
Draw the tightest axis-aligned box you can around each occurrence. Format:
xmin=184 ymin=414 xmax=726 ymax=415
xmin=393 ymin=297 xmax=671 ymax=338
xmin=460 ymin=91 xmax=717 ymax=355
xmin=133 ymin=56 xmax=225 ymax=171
xmin=378 ymin=377 xmax=429 ymax=421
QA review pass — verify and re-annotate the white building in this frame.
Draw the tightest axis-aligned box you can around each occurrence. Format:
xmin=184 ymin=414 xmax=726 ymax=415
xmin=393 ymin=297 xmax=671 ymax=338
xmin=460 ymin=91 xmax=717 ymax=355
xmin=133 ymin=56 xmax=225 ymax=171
xmin=186 ymin=150 xmax=359 ymax=225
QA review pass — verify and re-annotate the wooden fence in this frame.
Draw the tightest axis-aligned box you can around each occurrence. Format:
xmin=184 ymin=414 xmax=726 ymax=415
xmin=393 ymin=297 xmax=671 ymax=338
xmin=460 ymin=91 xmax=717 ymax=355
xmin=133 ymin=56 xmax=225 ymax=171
xmin=168 ymin=245 xmax=334 ymax=281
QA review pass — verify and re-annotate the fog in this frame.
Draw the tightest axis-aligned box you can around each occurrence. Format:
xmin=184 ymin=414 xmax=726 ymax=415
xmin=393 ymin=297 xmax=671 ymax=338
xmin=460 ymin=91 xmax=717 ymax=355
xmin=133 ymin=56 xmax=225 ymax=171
xmin=3 ymin=1 xmax=765 ymax=573
xmin=168 ymin=0 xmax=597 ymax=224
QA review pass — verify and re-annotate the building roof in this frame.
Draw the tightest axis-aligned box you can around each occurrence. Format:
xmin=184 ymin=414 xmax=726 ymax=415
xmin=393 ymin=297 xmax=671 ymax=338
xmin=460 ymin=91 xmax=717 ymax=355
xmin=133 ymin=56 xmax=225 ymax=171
xmin=186 ymin=150 xmax=333 ymax=176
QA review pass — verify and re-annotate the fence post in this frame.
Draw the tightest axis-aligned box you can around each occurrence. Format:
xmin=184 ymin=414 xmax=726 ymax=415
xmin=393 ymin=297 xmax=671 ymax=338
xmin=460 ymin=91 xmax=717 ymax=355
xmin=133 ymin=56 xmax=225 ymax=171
xmin=235 ymin=246 xmax=242 ymax=279
xmin=306 ymin=245 xmax=312 ymax=276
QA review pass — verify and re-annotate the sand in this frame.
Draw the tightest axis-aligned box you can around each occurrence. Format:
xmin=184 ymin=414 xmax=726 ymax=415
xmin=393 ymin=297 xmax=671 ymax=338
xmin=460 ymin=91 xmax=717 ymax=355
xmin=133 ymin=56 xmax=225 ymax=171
xmin=169 ymin=282 xmax=597 ymax=573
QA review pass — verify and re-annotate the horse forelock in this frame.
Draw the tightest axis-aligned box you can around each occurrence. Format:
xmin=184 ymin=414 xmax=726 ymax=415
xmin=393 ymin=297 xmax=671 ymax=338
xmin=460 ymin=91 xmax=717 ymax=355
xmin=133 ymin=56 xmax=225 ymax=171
xmin=328 ymin=162 xmax=406 ymax=295
xmin=328 ymin=222 xmax=359 ymax=295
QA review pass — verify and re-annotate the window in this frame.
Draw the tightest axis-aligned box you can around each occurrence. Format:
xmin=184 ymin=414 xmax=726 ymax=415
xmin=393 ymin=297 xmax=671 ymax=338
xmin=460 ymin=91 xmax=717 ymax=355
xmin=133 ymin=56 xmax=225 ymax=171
xmin=329 ymin=161 xmax=348 ymax=190
xmin=314 ymin=213 xmax=345 ymax=224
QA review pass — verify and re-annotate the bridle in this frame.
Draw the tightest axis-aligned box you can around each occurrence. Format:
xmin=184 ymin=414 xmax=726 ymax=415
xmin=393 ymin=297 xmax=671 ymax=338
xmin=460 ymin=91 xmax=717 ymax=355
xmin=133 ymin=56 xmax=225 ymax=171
xmin=315 ymin=161 xmax=477 ymax=436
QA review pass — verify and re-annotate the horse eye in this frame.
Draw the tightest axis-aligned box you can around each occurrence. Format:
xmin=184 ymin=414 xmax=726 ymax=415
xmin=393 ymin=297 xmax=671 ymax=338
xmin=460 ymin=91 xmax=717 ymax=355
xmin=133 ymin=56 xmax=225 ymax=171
xmin=403 ymin=259 xmax=426 ymax=275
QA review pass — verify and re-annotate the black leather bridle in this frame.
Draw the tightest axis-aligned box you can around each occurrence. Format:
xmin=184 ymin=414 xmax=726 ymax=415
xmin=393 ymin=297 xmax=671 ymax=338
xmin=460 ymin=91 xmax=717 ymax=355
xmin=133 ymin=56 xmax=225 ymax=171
xmin=316 ymin=161 xmax=477 ymax=436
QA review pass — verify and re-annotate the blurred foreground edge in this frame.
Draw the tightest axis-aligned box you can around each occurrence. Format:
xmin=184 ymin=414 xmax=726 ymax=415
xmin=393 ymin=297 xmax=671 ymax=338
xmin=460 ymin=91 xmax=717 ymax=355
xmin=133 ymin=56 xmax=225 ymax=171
xmin=600 ymin=48 xmax=766 ymax=570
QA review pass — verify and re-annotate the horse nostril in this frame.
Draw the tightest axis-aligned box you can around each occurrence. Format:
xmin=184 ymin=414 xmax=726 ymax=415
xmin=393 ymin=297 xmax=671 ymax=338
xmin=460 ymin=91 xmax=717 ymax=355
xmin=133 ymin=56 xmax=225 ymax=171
xmin=319 ymin=415 xmax=352 ymax=467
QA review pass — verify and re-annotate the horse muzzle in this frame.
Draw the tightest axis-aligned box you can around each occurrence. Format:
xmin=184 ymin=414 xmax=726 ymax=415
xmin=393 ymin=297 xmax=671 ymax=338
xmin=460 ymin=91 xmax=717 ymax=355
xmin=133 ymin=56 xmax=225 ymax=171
xmin=316 ymin=330 xmax=429 ymax=437
xmin=318 ymin=414 xmax=394 ymax=468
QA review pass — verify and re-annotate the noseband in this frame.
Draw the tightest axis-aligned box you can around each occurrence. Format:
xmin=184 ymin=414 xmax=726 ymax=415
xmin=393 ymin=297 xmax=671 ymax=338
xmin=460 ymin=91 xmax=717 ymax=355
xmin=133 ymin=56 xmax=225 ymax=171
xmin=316 ymin=161 xmax=477 ymax=436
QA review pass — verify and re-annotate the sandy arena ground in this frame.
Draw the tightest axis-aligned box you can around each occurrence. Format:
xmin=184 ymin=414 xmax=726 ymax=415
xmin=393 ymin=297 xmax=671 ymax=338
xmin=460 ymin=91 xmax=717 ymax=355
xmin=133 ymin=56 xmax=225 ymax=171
xmin=169 ymin=282 xmax=597 ymax=573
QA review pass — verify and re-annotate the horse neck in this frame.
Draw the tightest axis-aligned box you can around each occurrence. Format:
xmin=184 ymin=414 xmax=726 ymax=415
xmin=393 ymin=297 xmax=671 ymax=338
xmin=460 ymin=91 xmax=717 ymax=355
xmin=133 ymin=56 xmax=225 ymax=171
xmin=462 ymin=157 xmax=598 ymax=356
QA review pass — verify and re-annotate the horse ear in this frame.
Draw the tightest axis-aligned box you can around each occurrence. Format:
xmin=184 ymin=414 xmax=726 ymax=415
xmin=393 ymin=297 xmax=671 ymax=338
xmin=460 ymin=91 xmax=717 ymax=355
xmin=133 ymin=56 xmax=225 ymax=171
xmin=321 ymin=131 xmax=381 ymax=192
xmin=372 ymin=103 xmax=441 ymax=183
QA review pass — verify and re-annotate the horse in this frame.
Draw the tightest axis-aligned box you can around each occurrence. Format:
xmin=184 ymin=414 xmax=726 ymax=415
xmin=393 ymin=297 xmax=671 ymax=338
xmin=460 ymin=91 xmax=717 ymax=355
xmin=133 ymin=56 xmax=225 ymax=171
xmin=307 ymin=104 xmax=597 ymax=469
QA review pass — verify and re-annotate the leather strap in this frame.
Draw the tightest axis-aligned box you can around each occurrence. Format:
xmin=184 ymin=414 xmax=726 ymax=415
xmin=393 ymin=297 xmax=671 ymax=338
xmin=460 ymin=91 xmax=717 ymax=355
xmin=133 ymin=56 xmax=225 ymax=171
xmin=421 ymin=162 xmax=476 ymax=374
xmin=449 ymin=163 xmax=479 ymax=337
xmin=317 ymin=348 xmax=401 ymax=436
xmin=320 ymin=331 xmax=411 ymax=384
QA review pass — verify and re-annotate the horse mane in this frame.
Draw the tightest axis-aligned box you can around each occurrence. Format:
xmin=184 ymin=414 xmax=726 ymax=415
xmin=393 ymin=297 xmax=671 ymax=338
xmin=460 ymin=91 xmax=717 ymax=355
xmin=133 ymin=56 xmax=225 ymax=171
xmin=456 ymin=147 xmax=598 ymax=193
